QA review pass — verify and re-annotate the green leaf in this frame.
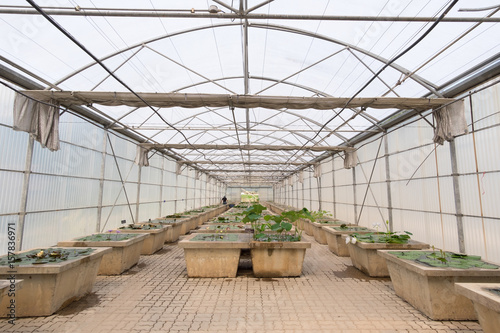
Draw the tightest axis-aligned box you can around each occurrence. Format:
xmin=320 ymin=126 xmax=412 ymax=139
xmin=282 ymin=222 xmax=293 ymax=231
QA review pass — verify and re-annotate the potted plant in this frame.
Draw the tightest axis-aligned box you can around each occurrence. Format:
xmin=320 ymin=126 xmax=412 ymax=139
xmin=58 ymin=232 xmax=147 ymax=275
xmin=0 ymin=247 xmax=111 ymax=317
xmin=378 ymin=249 xmax=500 ymax=320
xmin=455 ymin=283 xmax=500 ymax=332
xmin=243 ymin=204 xmax=313 ymax=277
xmin=178 ymin=233 xmax=253 ymax=278
xmin=117 ymin=223 xmax=169 ymax=255
xmin=323 ymin=224 xmax=375 ymax=256
xmin=345 ymin=221 xmax=429 ymax=277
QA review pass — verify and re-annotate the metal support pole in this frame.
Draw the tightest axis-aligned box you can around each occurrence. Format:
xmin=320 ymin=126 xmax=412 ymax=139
xmin=135 ymin=165 xmax=142 ymax=222
xmin=352 ymin=168 xmax=358 ymax=225
xmin=383 ymin=134 xmax=393 ymax=231
xmin=16 ymin=136 xmax=34 ymax=251
xmin=317 ymin=176 xmax=322 ymax=211
xmin=159 ymin=158 xmax=164 ymax=217
xmin=449 ymin=140 xmax=466 ymax=253
xmin=309 ymin=173 xmax=312 ymax=210
xmin=332 ymin=157 xmax=336 ymax=219
xmin=96 ymin=132 xmax=107 ymax=232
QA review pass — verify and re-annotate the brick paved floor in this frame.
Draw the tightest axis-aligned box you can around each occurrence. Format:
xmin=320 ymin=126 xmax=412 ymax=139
xmin=0 ymin=234 xmax=483 ymax=333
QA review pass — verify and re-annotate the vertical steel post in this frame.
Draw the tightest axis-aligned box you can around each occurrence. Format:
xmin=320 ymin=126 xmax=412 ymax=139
xmin=352 ymin=168 xmax=358 ymax=225
xmin=135 ymin=165 xmax=142 ymax=223
xmin=332 ymin=157 xmax=336 ymax=219
xmin=16 ymin=136 xmax=34 ymax=251
xmin=96 ymin=132 xmax=107 ymax=232
xmin=384 ymin=134 xmax=393 ymax=231
xmin=449 ymin=140 xmax=466 ymax=253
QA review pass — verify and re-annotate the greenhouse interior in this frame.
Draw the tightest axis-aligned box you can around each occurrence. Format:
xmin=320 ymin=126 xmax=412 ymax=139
xmin=1 ymin=0 xmax=500 ymax=332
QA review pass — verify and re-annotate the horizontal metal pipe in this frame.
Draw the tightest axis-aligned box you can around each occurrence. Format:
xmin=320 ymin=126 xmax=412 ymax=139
xmin=1 ymin=8 xmax=499 ymax=22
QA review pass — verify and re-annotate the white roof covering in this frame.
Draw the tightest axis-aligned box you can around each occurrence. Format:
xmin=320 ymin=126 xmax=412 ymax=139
xmin=1 ymin=0 xmax=499 ymax=184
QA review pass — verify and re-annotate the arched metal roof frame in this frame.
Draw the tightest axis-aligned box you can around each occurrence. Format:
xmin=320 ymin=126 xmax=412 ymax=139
xmin=5 ymin=3 xmax=493 ymax=185
xmin=52 ymin=22 xmax=441 ymax=96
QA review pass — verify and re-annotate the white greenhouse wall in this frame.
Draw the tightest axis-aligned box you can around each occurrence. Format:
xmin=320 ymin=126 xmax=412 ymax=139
xmin=275 ymin=79 xmax=500 ymax=265
xmin=0 ymin=85 xmax=226 ymax=255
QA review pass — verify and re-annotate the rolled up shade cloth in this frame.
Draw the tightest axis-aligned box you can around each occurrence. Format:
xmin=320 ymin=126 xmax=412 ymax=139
xmin=13 ymin=93 xmax=60 ymax=151
xmin=344 ymin=150 xmax=358 ymax=169
xmin=134 ymin=146 xmax=150 ymax=166
xmin=433 ymin=100 xmax=468 ymax=145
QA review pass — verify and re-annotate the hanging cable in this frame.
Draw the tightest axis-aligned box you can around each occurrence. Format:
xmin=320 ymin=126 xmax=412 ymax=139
xmin=26 ymin=0 xmax=216 ymax=165
xmin=284 ymin=0 xmax=459 ymax=166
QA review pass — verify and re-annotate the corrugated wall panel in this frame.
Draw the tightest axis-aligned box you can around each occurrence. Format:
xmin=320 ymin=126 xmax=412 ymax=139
xmin=0 ymin=125 xmax=28 ymax=171
xmin=31 ymin=142 xmax=102 ymax=178
xmin=138 ymin=203 xmax=161 ymax=222
xmin=484 ymin=217 xmax=500 ymax=264
xmin=0 ymin=171 xmax=23 ymax=214
xmin=0 ymin=86 xmax=15 ymax=126
xmin=59 ymin=113 xmax=104 ymax=150
xmin=26 ymin=175 xmax=100 ymax=212
xmin=102 ymin=181 xmax=138 ymax=206
xmin=22 ymin=208 xmax=98 ymax=250
xmin=100 ymin=204 xmax=137 ymax=231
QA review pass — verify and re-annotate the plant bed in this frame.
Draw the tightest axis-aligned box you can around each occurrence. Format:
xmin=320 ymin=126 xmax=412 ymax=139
xmin=250 ymin=238 xmax=311 ymax=277
xmin=345 ymin=232 xmax=429 ymax=277
xmin=378 ymin=250 xmax=500 ymax=320
xmin=242 ymin=204 xmax=313 ymax=278
xmin=154 ymin=218 xmax=185 ymax=241
xmin=0 ymin=247 xmax=110 ymax=317
xmin=58 ymin=233 xmax=147 ymax=275
xmin=455 ymin=283 xmax=500 ymax=333
xmin=311 ymin=220 xmax=353 ymax=245
xmin=193 ymin=224 xmax=249 ymax=233
xmin=179 ymin=233 xmax=252 ymax=278
xmin=323 ymin=225 xmax=375 ymax=256
xmin=117 ymin=224 xmax=168 ymax=255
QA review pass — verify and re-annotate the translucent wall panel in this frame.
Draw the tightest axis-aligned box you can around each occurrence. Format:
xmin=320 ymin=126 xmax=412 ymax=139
xmin=0 ymin=216 xmax=18 ymax=255
xmin=0 ymin=125 xmax=27 ymax=171
xmin=138 ymin=203 xmax=161 ymax=222
xmin=0 ymin=171 xmax=23 ymax=215
xmin=22 ymin=208 xmax=98 ymax=250
xmin=100 ymin=204 xmax=137 ymax=231
xmin=0 ymin=86 xmax=15 ymax=126
xmin=26 ymin=175 xmax=100 ymax=212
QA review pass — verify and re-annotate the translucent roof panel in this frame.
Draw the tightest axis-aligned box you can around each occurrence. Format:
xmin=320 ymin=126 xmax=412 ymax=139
xmin=1 ymin=0 xmax=499 ymax=185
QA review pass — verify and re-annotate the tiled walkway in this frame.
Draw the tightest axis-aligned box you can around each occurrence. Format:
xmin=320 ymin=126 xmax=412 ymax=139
xmin=1 ymin=234 xmax=482 ymax=333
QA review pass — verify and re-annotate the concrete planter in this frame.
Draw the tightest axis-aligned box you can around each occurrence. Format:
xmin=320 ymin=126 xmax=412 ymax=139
xmin=378 ymin=250 xmax=500 ymax=320
xmin=0 ymin=247 xmax=110 ymax=317
xmin=250 ymin=241 xmax=311 ymax=277
xmin=346 ymin=238 xmax=429 ymax=277
xmin=154 ymin=218 xmax=184 ymax=242
xmin=116 ymin=225 xmax=168 ymax=255
xmin=193 ymin=224 xmax=249 ymax=233
xmin=179 ymin=233 xmax=252 ymax=278
xmin=58 ymin=234 xmax=147 ymax=275
xmin=455 ymin=283 xmax=500 ymax=333
xmin=323 ymin=226 xmax=374 ymax=256
xmin=311 ymin=221 xmax=352 ymax=245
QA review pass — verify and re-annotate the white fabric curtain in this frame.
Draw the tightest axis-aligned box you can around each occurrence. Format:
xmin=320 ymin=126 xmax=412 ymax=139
xmin=344 ymin=150 xmax=358 ymax=169
xmin=176 ymin=162 xmax=182 ymax=175
xmin=298 ymin=171 xmax=304 ymax=184
xmin=13 ymin=93 xmax=60 ymax=151
xmin=134 ymin=146 xmax=149 ymax=166
xmin=433 ymin=99 xmax=468 ymax=145
xmin=313 ymin=163 xmax=322 ymax=178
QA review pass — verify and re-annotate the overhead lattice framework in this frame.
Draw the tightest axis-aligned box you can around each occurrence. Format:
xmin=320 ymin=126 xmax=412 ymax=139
xmin=1 ymin=1 xmax=499 ymax=185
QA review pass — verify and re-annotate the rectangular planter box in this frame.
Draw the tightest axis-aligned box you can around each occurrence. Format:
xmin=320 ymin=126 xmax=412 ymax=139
xmin=116 ymin=225 xmax=168 ymax=255
xmin=0 ymin=247 xmax=111 ymax=317
xmin=179 ymin=233 xmax=252 ymax=278
xmin=311 ymin=221 xmax=352 ymax=245
xmin=250 ymin=241 xmax=311 ymax=277
xmin=323 ymin=226 xmax=375 ymax=256
xmin=455 ymin=283 xmax=500 ymax=333
xmin=378 ymin=250 xmax=500 ymax=320
xmin=58 ymin=233 xmax=147 ymax=275
xmin=193 ymin=224 xmax=250 ymax=233
xmin=346 ymin=238 xmax=429 ymax=277
xmin=154 ymin=218 xmax=184 ymax=242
